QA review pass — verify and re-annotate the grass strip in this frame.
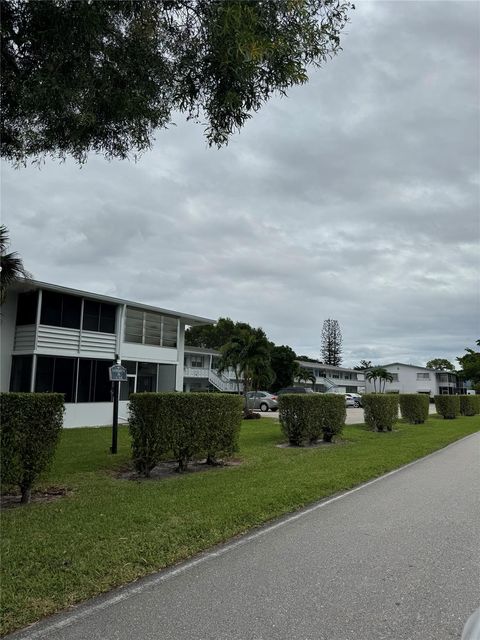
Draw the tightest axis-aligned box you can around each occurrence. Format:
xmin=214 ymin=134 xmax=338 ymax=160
xmin=1 ymin=416 xmax=479 ymax=635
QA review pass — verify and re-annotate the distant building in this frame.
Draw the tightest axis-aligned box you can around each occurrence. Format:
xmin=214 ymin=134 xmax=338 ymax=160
xmin=183 ymin=346 xmax=241 ymax=393
xmin=1 ymin=279 xmax=214 ymax=427
xmin=364 ymin=363 xmax=466 ymax=397
xmin=295 ymin=360 xmax=366 ymax=394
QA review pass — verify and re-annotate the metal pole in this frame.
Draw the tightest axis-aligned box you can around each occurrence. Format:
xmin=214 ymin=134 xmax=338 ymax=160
xmin=111 ymin=381 xmax=119 ymax=454
xmin=111 ymin=353 xmax=120 ymax=454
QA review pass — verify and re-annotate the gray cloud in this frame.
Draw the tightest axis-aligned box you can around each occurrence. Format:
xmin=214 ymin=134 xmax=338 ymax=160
xmin=2 ymin=0 xmax=479 ymax=367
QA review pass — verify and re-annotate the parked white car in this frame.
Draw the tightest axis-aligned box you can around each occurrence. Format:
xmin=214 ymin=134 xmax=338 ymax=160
xmin=345 ymin=393 xmax=363 ymax=408
xmin=345 ymin=395 xmax=355 ymax=407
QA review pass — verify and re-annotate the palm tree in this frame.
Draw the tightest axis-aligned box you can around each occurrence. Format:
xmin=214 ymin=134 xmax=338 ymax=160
xmin=295 ymin=367 xmax=316 ymax=390
xmin=218 ymin=327 xmax=273 ymax=414
xmin=379 ymin=370 xmax=394 ymax=392
xmin=366 ymin=367 xmax=393 ymax=393
xmin=0 ymin=225 xmax=31 ymax=303
xmin=365 ymin=366 xmax=383 ymax=393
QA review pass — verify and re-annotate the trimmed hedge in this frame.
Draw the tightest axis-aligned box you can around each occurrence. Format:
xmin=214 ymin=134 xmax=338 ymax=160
xmin=279 ymin=394 xmax=345 ymax=445
xmin=362 ymin=394 xmax=399 ymax=432
xmin=434 ymin=395 xmax=460 ymax=419
xmin=399 ymin=394 xmax=429 ymax=424
xmin=128 ymin=393 xmax=243 ymax=475
xmin=319 ymin=394 xmax=347 ymax=442
xmin=0 ymin=393 xmax=64 ymax=503
xmin=459 ymin=395 xmax=478 ymax=417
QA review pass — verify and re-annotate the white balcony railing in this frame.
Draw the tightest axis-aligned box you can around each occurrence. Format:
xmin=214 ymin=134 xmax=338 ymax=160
xmin=35 ymin=325 xmax=116 ymax=356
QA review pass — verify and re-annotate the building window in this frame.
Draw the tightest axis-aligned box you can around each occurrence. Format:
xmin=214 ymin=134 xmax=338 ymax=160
xmin=40 ymin=291 xmax=82 ymax=329
xmin=390 ymin=373 xmax=399 ymax=381
xmin=191 ymin=355 xmax=204 ymax=368
xmin=10 ymin=355 xmax=33 ymax=391
xmin=417 ymin=372 xmax=430 ymax=380
xmin=137 ymin=362 xmax=157 ymax=392
xmin=35 ymin=356 xmax=77 ymax=402
xmin=16 ymin=291 xmax=38 ymax=326
xmin=82 ymin=300 xmax=116 ymax=333
xmin=77 ymin=359 xmax=111 ymax=402
xmin=124 ymin=308 xmax=178 ymax=348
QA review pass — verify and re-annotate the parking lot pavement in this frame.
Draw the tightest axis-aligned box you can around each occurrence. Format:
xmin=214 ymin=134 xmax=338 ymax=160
xmin=258 ymin=408 xmax=364 ymax=424
xmin=260 ymin=402 xmax=437 ymax=425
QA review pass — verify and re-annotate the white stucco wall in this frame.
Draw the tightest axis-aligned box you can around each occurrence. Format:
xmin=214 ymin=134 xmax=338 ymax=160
xmin=63 ymin=401 xmax=130 ymax=428
xmin=0 ymin=292 xmax=18 ymax=392
xmin=365 ymin=364 xmax=438 ymax=396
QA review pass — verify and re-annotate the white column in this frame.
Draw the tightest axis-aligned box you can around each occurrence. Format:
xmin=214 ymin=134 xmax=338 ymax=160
xmin=175 ymin=320 xmax=185 ymax=391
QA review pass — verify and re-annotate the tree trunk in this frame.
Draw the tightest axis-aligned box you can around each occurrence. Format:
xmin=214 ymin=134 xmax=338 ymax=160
xmin=20 ymin=485 xmax=32 ymax=504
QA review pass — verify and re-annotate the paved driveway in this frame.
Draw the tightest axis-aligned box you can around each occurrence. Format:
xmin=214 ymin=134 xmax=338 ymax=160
xmin=260 ymin=403 xmax=437 ymax=425
xmin=9 ymin=432 xmax=480 ymax=640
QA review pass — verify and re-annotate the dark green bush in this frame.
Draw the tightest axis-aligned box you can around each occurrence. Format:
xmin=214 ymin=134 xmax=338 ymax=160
xmin=399 ymin=394 xmax=429 ymax=424
xmin=0 ymin=393 xmax=64 ymax=503
xmin=318 ymin=394 xmax=346 ymax=442
xmin=362 ymin=394 xmax=399 ymax=432
xmin=128 ymin=393 xmax=171 ymax=476
xmin=279 ymin=394 xmax=345 ymax=445
xmin=128 ymin=393 xmax=243 ymax=475
xmin=278 ymin=395 xmax=312 ymax=446
xmin=459 ymin=395 xmax=478 ymax=417
xmin=434 ymin=395 xmax=460 ymax=419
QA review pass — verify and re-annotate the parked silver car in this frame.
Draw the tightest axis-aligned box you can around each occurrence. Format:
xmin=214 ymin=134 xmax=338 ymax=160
xmin=245 ymin=391 xmax=278 ymax=412
xmin=345 ymin=395 xmax=355 ymax=407
xmin=345 ymin=393 xmax=363 ymax=408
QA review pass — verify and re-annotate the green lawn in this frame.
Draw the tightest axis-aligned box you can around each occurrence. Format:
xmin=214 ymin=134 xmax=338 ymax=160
xmin=1 ymin=416 xmax=479 ymax=635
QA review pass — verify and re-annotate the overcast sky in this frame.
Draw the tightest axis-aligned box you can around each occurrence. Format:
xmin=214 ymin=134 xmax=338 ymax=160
xmin=2 ymin=1 xmax=479 ymax=368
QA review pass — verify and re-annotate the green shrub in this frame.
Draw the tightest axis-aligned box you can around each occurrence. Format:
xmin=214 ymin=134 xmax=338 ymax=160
xmin=459 ymin=395 xmax=478 ymax=417
xmin=279 ymin=394 xmax=345 ymax=445
xmin=128 ymin=393 xmax=243 ymax=475
xmin=0 ymin=393 xmax=64 ymax=503
xmin=434 ymin=395 xmax=460 ymax=419
xmin=399 ymin=394 xmax=429 ymax=424
xmin=318 ymin=394 xmax=346 ymax=442
xmin=128 ymin=393 xmax=171 ymax=476
xmin=362 ymin=394 xmax=399 ymax=432
xmin=278 ymin=395 xmax=312 ymax=446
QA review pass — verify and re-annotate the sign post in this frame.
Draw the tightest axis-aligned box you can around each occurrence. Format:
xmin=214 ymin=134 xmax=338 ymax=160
xmin=109 ymin=360 xmax=127 ymax=454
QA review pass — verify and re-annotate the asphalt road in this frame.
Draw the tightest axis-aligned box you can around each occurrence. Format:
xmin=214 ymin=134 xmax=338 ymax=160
xmin=9 ymin=433 xmax=480 ymax=640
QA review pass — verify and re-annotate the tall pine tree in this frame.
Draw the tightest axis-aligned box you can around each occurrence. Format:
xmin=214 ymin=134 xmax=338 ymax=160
xmin=321 ymin=319 xmax=342 ymax=366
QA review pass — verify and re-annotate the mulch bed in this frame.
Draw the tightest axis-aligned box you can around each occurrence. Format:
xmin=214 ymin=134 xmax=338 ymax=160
xmin=276 ymin=439 xmax=347 ymax=449
xmin=118 ymin=458 xmax=242 ymax=481
xmin=1 ymin=485 xmax=71 ymax=509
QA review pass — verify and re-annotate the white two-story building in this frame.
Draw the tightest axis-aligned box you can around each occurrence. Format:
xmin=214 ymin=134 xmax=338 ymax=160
xmin=1 ymin=280 xmax=214 ymax=427
xmin=364 ymin=363 xmax=465 ymax=397
xmin=295 ymin=360 xmax=366 ymax=394
xmin=183 ymin=346 xmax=241 ymax=393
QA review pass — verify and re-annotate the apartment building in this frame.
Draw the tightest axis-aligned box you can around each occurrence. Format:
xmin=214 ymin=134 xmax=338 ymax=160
xmin=183 ymin=346 xmax=241 ymax=393
xmin=295 ymin=360 xmax=366 ymax=394
xmin=364 ymin=363 xmax=465 ymax=397
xmin=1 ymin=280 xmax=214 ymax=427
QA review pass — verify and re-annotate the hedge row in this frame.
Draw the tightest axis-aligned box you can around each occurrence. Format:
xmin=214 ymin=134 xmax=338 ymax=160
xmin=399 ymin=394 xmax=429 ymax=424
xmin=278 ymin=394 xmax=345 ymax=446
xmin=128 ymin=393 xmax=243 ymax=475
xmin=362 ymin=394 xmax=399 ymax=432
xmin=0 ymin=393 xmax=65 ymax=503
xmin=459 ymin=395 xmax=479 ymax=416
xmin=434 ymin=395 xmax=460 ymax=419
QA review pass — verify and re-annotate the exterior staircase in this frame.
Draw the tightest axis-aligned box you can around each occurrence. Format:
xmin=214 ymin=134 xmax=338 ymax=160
xmin=208 ymin=369 xmax=242 ymax=393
